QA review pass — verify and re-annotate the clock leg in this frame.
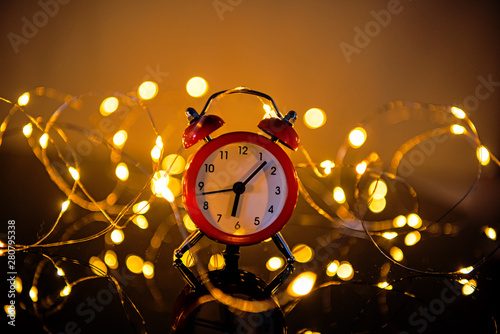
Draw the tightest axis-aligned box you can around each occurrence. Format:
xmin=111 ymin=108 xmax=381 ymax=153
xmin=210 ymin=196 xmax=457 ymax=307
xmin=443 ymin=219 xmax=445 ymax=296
xmin=173 ymin=229 xmax=205 ymax=290
xmin=272 ymin=232 xmax=295 ymax=264
xmin=265 ymin=232 xmax=295 ymax=295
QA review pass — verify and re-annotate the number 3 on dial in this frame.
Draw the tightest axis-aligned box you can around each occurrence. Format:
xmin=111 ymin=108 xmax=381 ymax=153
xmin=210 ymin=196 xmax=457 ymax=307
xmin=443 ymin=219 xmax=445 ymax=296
xmin=183 ymin=132 xmax=298 ymax=245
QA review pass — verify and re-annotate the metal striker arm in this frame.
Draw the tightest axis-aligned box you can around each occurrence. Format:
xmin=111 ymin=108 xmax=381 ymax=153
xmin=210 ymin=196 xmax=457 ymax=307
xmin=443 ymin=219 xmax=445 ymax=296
xmin=265 ymin=232 xmax=295 ymax=295
xmin=173 ymin=229 xmax=205 ymax=290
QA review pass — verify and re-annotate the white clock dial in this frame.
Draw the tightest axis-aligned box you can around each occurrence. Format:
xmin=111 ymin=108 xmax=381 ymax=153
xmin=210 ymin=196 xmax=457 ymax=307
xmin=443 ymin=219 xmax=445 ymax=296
xmin=195 ymin=142 xmax=287 ymax=236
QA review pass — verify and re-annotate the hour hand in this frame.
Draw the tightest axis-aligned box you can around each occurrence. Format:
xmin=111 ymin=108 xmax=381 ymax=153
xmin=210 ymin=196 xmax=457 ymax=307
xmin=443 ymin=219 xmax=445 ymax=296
xmin=202 ymin=188 xmax=233 ymax=195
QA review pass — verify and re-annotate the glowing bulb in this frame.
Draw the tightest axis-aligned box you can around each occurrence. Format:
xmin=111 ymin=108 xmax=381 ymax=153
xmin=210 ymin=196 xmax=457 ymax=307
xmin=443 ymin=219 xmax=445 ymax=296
xmin=162 ymin=154 xmax=186 ymax=175
xmin=451 ymin=106 xmax=466 ymax=119
xmin=110 ymin=229 xmax=124 ymax=244
xmin=60 ymin=285 xmax=71 ymax=297
xmin=115 ymin=162 xmax=129 ymax=181
xmin=292 ymin=244 xmax=314 ymax=263
xmin=126 ymin=254 xmax=144 ymax=274
xmin=382 ymin=232 xmax=398 ymax=240
xmin=484 ymin=227 xmax=497 ymax=240
xmin=476 ymin=146 xmax=490 ymax=166
xmin=459 ymin=266 xmax=473 ymax=274
xmin=393 ymin=215 xmax=407 ymax=228
xmin=183 ymin=215 xmax=197 ymax=232
xmin=208 ymin=254 xmax=225 ymax=271
xmin=288 ymin=272 xmax=317 ymax=297
xmin=320 ymin=160 xmax=335 ymax=175
xmin=133 ymin=215 xmax=148 ymax=229
xmin=369 ymin=197 xmax=386 ymax=213
xmin=151 ymin=171 xmax=169 ymax=198
xmin=368 ymin=180 xmax=387 ymax=199
xmin=133 ymin=201 xmax=150 ymax=214
xmin=155 ymin=136 xmax=163 ymax=148
xmin=138 ymin=81 xmax=158 ymax=100
xmin=377 ymin=282 xmax=393 ymax=290
xmin=14 ymin=277 xmax=22 ymax=293
xmin=356 ymin=161 xmax=367 ymax=174
xmin=29 ymin=286 xmax=38 ymax=302
xmin=186 ymin=77 xmax=208 ymax=97
xmin=56 ymin=267 xmax=65 ymax=276
xmin=450 ymin=124 xmax=465 ymax=135
xmin=151 ymin=145 xmax=162 ymax=161
xmin=142 ymin=261 xmax=155 ymax=279
xmin=462 ymin=279 xmax=477 ymax=295
xmin=104 ymin=250 xmax=118 ymax=269
xmin=39 ymin=133 xmax=49 ymax=148
xmin=22 ymin=123 xmax=33 ymax=137
xmin=326 ymin=260 xmax=339 ymax=277
xmin=266 ymin=257 xmax=284 ymax=271
xmin=337 ymin=262 xmax=354 ymax=280
xmin=304 ymin=108 xmax=326 ymax=129
xmin=18 ymin=92 xmax=30 ymax=106
xmin=89 ymin=256 xmax=107 ymax=275
xmin=113 ymin=130 xmax=128 ymax=148
xmin=407 ymin=213 xmax=422 ymax=229
xmin=61 ymin=200 xmax=70 ymax=212
xmin=333 ymin=187 xmax=346 ymax=204
xmin=390 ymin=247 xmax=404 ymax=261
xmin=68 ymin=167 xmax=80 ymax=181
xmin=100 ymin=97 xmax=119 ymax=116
xmin=348 ymin=127 xmax=367 ymax=148
xmin=404 ymin=231 xmax=421 ymax=246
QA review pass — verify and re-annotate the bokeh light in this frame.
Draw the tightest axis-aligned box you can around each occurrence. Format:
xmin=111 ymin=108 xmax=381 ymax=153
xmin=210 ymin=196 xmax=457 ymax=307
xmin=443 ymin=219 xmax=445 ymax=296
xmin=477 ymin=146 xmax=490 ymax=166
xmin=292 ymin=244 xmax=314 ymax=263
xmin=348 ymin=127 xmax=367 ymax=148
xmin=266 ymin=257 xmax=284 ymax=271
xmin=288 ymin=272 xmax=317 ymax=297
xmin=100 ymin=97 xmax=119 ymax=116
xmin=110 ymin=229 xmax=124 ymax=244
xmin=126 ymin=254 xmax=144 ymax=274
xmin=18 ymin=92 xmax=30 ymax=106
xmin=138 ymin=81 xmax=158 ymax=100
xmin=186 ymin=76 xmax=208 ymax=97
xmin=337 ymin=261 xmax=354 ymax=281
xmin=304 ymin=108 xmax=326 ymax=129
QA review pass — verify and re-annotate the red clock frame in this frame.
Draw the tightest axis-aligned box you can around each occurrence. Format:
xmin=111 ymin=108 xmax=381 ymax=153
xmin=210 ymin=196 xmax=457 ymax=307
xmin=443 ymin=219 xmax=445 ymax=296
xmin=183 ymin=132 xmax=298 ymax=245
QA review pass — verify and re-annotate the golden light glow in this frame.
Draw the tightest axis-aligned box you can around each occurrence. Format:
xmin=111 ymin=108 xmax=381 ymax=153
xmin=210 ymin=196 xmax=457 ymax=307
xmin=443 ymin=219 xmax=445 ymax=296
xmin=369 ymin=197 xmax=386 ymax=213
xmin=462 ymin=279 xmax=477 ymax=295
xmin=208 ymin=254 xmax=225 ymax=271
xmin=133 ymin=201 xmax=150 ymax=214
xmin=18 ymin=92 xmax=30 ymax=106
xmin=151 ymin=170 xmax=169 ymax=197
xmin=15 ymin=277 xmax=22 ymax=293
xmin=459 ymin=266 xmax=474 ymax=274
xmin=29 ymin=286 xmax=38 ymax=302
xmin=369 ymin=180 xmax=387 ymax=199
xmin=138 ymin=81 xmax=158 ymax=100
xmin=320 ymin=160 xmax=335 ymax=175
xmin=451 ymin=106 xmax=466 ymax=119
xmin=404 ymin=231 xmax=421 ymax=246
xmin=353 ymin=161 xmax=366 ymax=175
xmin=142 ymin=261 xmax=155 ymax=279
xmin=393 ymin=215 xmax=407 ymax=228
xmin=326 ymin=260 xmax=339 ymax=277
xmin=60 ymin=285 xmax=71 ymax=297
xmin=56 ymin=267 xmax=65 ymax=276
xmin=39 ymin=133 xmax=49 ymax=148
xmin=333 ymin=187 xmax=346 ymax=204
xmin=186 ymin=76 xmax=208 ymax=97
xmin=156 ymin=135 xmax=163 ymax=148
xmin=115 ymin=162 xmax=129 ymax=181
xmin=304 ymin=108 xmax=326 ymax=129
xmin=476 ymin=146 xmax=490 ymax=166
xmin=183 ymin=215 xmax=197 ymax=232
xmin=4 ymin=305 xmax=15 ymax=317
xmin=266 ymin=257 xmax=284 ymax=271
xmin=292 ymin=244 xmax=314 ymax=263
xmin=126 ymin=254 xmax=144 ymax=274
xmin=288 ymin=271 xmax=317 ymax=297
xmin=133 ymin=215 xmax=148 ymax=229
xmin=110 ymin=229 xmax=124 ymax=244
xmin=407 ymin=213 xmax=422 ymax=229
xmin=113 ymin=130 xmax=128 ymax=148
xmin=450 ymin=124 xmax=466 ymax=135
xmin=104 ymin=250 xmax=118 ymax=269
xmin=22 ymin=123 xmax=33 ymax=137
xmin=151 ymin=145 xmax=162 ymax=162
xmin=162 ymin=154 xmax=186 ymax=175
xmin=89 ymin=256 xmax=107 ymax=275
xmin=484 ymin=226 xmax=497 ymax=240
xmin=61 ymin=200 xmax=70 ymax=212
xmin=382 ymin=232 xmax=398 ymax=240
xmin=337 ymin=261 xmax=354 ymax=281
xmin=68 ymin=167 xmax=80 ymax=181
xmin=348 ymin=127 xmax=367 ymax=148
xmin=390 ymin=247 xmax=404 ymax=261
xmin=100 ymin=97 xmax=119 ymax=116
xmin=377 ymin=282 xmax=393 ymax=290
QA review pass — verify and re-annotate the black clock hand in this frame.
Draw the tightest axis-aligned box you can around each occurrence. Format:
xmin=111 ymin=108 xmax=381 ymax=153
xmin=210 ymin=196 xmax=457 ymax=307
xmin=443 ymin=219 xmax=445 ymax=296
xmin=230 ymin=161 xmax=267 ymax=217
xmin=231 ymin=192 xmax=241 ymax=217
xmin=202 ymin=188 xmax=233 ymax=195
xmin=243 ymin=161 xmax=267 ymax=185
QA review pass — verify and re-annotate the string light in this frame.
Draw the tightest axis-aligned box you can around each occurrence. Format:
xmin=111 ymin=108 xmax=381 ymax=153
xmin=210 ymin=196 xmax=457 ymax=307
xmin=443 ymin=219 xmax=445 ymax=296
xmin=186 ymin=76 xmax=208 ymax=97
xmin=110 ymin=229 xmax=124 ymax=244
xmin=100 ymin=97 xmax=119 ymax=116
xmin=266 ymin=257 xmax=284 ymax=271
xmin=450 ymin=124 xmax=466 ymax=135
xmin=61 ymin=200 xmax=70 ymax=212
xmin=89 ymin=256 xmax=107 ymax=275
xmin=390 ymin=247 xmax=404 ymax=262
xmin=393 ymin=215 xmax=407 ymax=228
xmin=126 ymin=254 xmax=144 ymax=274
xmin=68 ymin=167 xmax=80 ymax=181
xmin=22 ymin=123 xmax=33 ymax=137
xmin=39 ymin=133 xmax=49 ymax=148
xmin=138 ymin=81 xmax=158 ymax=100
xmin=304 ymin=108 xmax=326 ymax=129
xmin=348 ymin=127 xmax=367 ymax=148
xmin=407 ymin=214 xmax=422 ymax=229
xmin=113 ymin=130 xmax=128 ymax=148
xmin=404 ymin=231 xmax=421 ymax=246
xmin=143 ymin=261 xmax=155 ymax=279
xmin=477 ymin=146 xmax=490 ymax=166
xmin=18 ymin=92 xmax=30 ymax=106
xmin=451 ymin=106 xmax=466 ymax=119
xmin=115 ymin=162 xmax=129 ymax=181
xmin=337 ymin=261 xmax=354 ymax=281
xmin=326 ymin=260 xmax=339 ymax=277
xmin=382 ymin=232 xmax=398 ymax=240
xmin=356 ymin=161 xmax=367 ymax=174
xmin=104 ymin=250 xmax=118 ymax=269
xmin=333 ymin=187 xmax=346 ymax=204
xmin=484 ymin=226 xmax=497 ymax=240
xmin=288 ymin=272 xmax=317 ymax=297
xmin=292 ymin=244 xmax=314 ymax=263
xmin=320 ymin=160 xmax=335 ymax=175
xmin=133 ymin=201 xmax=150 ymax=214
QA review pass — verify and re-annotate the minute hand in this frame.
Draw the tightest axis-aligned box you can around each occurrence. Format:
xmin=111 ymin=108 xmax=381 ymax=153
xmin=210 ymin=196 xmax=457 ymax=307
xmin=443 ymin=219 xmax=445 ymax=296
xmin=243 ymin=161 xmax=267 ymax=185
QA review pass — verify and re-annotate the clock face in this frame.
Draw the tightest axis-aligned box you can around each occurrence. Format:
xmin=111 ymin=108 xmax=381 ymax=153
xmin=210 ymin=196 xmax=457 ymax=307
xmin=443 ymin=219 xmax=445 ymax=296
xmin=184 ymin=132 xmax=298 ymax=245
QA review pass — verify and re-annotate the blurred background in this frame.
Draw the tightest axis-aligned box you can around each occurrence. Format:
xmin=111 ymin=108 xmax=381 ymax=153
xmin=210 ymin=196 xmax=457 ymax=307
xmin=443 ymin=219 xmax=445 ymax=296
xmin=1 ymin=1 xmax=500 ymax=333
